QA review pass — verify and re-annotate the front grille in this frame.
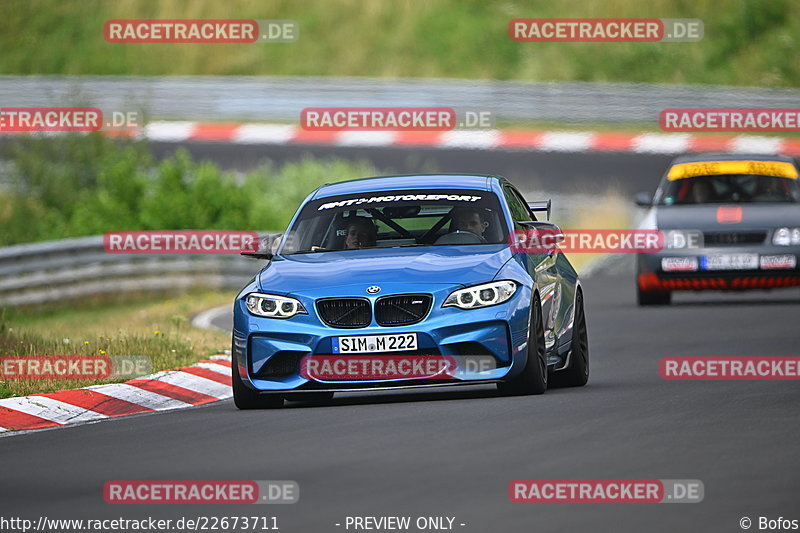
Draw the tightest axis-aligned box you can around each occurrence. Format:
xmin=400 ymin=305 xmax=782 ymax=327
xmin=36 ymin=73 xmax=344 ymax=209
xmin=703 ymin=231 xmax=767 ymax=246
xmin=375 ymin=294 xmax=432 ymax=326
xmin=316 ymin=298 xmax=371 ymax=328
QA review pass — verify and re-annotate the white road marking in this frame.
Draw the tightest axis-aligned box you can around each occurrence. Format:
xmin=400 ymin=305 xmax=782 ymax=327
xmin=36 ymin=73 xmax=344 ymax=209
xmin=84 ymin=383 xmax=193 ymax=411
xmin=537 ymin=131 xmax=593 ymax=152
xmin=730 ymin=135 xmax=782 ymax=154
xmin=632 ymin=133 xmax=690 ymax=153
xmin=196 ymin=362 xmax=233 ymax=375
xmin=232 ymin=124 xmax=297 ymax=144
xmin=143 ymin=121 xmax=196 ymax=142
xmin=0 ymin=396 xmax=108 ymax=424
xmin=438 ymin=130 xmax=500 ymax=149
xmin=336 ymin=131 xmax=397 ymax=146
xmin=138 ymin=370 xmax=231 ymax=399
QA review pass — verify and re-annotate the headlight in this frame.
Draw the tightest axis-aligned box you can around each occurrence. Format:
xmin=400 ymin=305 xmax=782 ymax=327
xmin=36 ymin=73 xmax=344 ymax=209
xmin=245 ymin=293 xmax=307 ymax=318
xmin=443 ymin=281 xmax=517 ymax=310
xmin=773 ymin=227 xmax=800 ymax=246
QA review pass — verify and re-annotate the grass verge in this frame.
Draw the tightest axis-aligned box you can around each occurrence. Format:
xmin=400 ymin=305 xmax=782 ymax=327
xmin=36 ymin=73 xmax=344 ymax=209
xmin=0 ymin=290 xmax=233 ymax=399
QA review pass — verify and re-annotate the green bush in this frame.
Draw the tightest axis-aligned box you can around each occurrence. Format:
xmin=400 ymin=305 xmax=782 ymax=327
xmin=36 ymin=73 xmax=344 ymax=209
xmin=0 ymin=133 xmax=376 ymax=246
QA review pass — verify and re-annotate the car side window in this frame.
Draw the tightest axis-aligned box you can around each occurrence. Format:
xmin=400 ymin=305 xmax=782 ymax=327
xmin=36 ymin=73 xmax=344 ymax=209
xmin=503 ymin=185 xmax=536 ymax=226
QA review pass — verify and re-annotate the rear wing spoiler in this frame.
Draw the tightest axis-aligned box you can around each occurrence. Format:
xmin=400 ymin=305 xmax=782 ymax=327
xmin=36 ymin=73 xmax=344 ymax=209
xmin=527 ymin=200 xmax=551 ymax=221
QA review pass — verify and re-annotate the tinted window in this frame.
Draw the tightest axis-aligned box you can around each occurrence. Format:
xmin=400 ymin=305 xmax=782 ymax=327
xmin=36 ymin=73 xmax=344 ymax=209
xmin=658 ymin=175 xmax=800 ymax=205
xmin=503 ymin=186 xmax=535 ymax=225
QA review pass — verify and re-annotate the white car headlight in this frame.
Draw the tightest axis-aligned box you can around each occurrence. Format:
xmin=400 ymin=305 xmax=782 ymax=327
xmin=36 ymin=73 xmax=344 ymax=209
xmin=245 ymin=293 xmax=307 ymax=318
xmin=773 ymin=227 xmax=800 ymax=246
xmin=443 ymin=281 xmax=517 ymax=310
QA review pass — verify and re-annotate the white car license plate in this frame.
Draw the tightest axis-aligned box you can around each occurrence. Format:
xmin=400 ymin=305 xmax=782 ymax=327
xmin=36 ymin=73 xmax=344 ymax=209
xmin=760 ymin=255 xmax=797 ymax=270
xmin=332 ymin=333 xmax=418 ymax=354
xmin=661 ymin=257 xmax=699 ymax=272
xmin=701 ymin=253 xmax=759 ymax=271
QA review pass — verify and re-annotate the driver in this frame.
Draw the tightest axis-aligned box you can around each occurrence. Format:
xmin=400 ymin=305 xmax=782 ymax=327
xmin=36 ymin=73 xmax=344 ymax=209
xmin=344 ymin=217 xmax=378 ymax=249
xmin=450 ymin=207 xmax=488 ymax=237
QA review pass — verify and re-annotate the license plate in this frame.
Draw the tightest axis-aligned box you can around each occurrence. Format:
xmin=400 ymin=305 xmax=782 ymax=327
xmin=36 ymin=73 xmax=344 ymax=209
xmin=332 ymin=333 xmax=418 ymax=354
xmin=760 ymin=254 xmax=797 ymax=270
xmin=700 ymin=253 xmax=759 ymax=271
xmin=661 ymin=257 xmax=698 ymax=272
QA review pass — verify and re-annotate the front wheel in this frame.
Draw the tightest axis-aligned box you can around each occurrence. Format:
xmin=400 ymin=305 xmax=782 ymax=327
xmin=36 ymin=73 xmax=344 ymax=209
xmin=497 ymin=295 xmax=548 ymax=395
xmin=551 ymin=290 xmax=589 ymax=387
xmin=231 ymin=354 xmax=284 ymax=409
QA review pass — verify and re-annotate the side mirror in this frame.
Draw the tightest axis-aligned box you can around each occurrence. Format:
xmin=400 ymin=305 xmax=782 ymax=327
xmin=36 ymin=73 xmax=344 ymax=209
xmin=634 ymin=192 xmax=653 ymax=207
xmin=522 ymin=221 xmax=565 ymax=243
xmin=241 ymin=234 xmax=281 ymax=260
xmin=514 ymin=221 xmax=566 ymax=253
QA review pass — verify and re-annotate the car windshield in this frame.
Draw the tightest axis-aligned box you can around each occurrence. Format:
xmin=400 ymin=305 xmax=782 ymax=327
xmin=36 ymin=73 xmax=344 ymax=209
xmin=281 ymin=188 xmax=509 ymax=254
xmin=658 ymin=174 xmax=800 ymax=205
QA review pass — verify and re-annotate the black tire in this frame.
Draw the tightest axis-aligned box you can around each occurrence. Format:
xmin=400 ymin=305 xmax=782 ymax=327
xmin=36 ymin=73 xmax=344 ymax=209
xmin=497 ymin=295 xmax=548 ymax=395
xmin=231 ymin=354 xmax=284 ymax=409
xmin=551 ymin=290 xmax=589 ymax=388
xmin=637 ymin=286 xmax=671 ymax=306
xmin=285 ymin=392 xmax=334 ymax=402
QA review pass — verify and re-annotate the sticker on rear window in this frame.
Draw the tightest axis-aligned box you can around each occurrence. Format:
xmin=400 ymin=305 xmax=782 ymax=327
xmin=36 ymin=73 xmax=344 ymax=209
xmin=667 ymin=161 xmax=798 ymax=181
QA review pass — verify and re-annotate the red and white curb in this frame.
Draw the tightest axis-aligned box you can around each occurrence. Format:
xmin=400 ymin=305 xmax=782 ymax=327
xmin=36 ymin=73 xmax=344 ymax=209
xmin=0 ymin=355 xmax=231 ymax=434
xmin=5 ymin=121 xmax=798 ymax=155
xmin=134 ymin=122 xmax=800 ymax=155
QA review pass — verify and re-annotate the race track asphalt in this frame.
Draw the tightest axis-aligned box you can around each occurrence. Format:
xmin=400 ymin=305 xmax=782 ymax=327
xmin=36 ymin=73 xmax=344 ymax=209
xmin=145 ymin=141 xmax=673 ymax=196
xmin=2 ymin=267 xmax=799 ymax=533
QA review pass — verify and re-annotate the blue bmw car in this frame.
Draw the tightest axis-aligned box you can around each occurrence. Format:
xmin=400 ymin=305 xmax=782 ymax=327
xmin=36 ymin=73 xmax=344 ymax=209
xmin=232 ymin=174 xmax=589 ymax=408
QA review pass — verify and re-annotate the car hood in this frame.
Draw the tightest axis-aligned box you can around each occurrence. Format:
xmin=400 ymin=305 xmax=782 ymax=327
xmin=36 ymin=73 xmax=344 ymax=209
xmin=258 ymin=245 xmax=513 ymax=296
xmin=656 ymin=203 xmax=800 ymax=230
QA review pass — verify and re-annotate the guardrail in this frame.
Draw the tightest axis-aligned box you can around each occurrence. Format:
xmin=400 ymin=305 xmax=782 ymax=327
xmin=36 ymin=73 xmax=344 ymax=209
xmin=1 ymin=75 xmax=799 ymax=124
xmin=0 ymin=235 xmax=272 ymax=306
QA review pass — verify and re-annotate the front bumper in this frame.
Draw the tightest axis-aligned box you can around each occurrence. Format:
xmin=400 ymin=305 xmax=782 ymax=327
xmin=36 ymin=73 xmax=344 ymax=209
xmin=232 ymin=286 xmax=533 ymax=392
xmin=637 ymin=247 xmax=800 ymax=291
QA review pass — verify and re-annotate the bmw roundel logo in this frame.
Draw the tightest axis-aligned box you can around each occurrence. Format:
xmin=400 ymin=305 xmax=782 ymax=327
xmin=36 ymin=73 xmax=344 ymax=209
xmin=366 ymin=285 xmax=381 ymax=294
